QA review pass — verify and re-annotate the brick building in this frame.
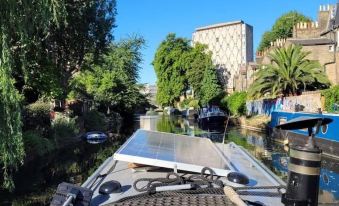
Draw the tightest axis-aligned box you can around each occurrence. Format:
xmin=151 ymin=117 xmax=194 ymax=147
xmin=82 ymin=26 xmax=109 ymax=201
xmin=256 ymin=4 xmax=339 ymax=85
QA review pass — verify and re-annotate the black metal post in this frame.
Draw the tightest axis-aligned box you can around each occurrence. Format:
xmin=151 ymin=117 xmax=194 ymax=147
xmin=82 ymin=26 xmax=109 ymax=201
xmin=282 ymin=145 xmax=322 ymax=206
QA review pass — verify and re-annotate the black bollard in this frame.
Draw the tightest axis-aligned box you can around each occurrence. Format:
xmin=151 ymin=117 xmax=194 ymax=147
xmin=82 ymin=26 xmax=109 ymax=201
xmin=282 ymin=145 xmax=322 ymax=206
xmin=275 ymin=117 xmax=332 ymax=206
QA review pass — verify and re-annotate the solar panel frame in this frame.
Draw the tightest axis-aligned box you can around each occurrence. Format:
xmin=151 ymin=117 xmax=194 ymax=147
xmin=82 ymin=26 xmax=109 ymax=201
xmin=114 ymin=129 xmax=232 ymax=176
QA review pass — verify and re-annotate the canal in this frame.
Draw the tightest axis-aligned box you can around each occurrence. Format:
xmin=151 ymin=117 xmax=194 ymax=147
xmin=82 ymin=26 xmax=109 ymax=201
xmin=142 ymin=115 xmax=339 ymax=205
xmin=0 ymin=115 xmax=338 ymax=205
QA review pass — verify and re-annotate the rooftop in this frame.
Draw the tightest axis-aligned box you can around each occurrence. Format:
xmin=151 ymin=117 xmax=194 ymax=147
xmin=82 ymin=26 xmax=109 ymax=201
xmin=288 ymin=38 xmax=334 ymax=46
xmin=195 ymin=20 xmax=244 ymax=31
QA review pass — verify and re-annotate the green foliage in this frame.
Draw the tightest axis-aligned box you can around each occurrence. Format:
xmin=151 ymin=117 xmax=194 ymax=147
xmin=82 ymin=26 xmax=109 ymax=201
xmin=153 ymin=36 xmax=222 ymax=107
xmin=0 ymin=0 xmax=68 ymax=190
xmin=153 ymin=34 xmax=190 ymax=106
xmin=83 ymin=110 xmax=107 ymax=131
xmin=188 ymin=99 xmax=200 ymax=109
xmin=221 ymin=92 xmax=247 ymax=116
xmin=181 ymin=43 xmax=215 ymax=98
xmin=0 ymin=45 xmax=25 ymax=190
xmin=322 ymin=86 xmax=339 ymax=112
xmin=200 ymin=67 xmax=222 ymax=106
xmin=153 ymin=35 xmax=222 ymax=107
xmin=23 ymin=131 xmax=55 ymax=157
xmin=257 ymin=11 xmax=310 ymax=52
xmin=179 ymin=98 xmax=192 ymax=109
xmin=71 ymin=37 xmax=148 ymax=113
xmin=249 ymin=45 xmax=330 ymax=99
xmin=23 ymin=101 xmax=51 ymax=136
xmin=51 ymin=115 xmax=79 ymax=147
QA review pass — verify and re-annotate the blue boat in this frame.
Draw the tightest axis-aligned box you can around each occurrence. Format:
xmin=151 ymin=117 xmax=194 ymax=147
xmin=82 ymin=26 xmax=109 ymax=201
xmin=81 ymin=131 xmax=108 ymax=144
xmin=269 ymin=111 xmax=339 ymax=156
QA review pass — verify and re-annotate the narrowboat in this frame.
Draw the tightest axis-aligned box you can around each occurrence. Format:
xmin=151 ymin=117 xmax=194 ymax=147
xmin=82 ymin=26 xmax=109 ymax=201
xmin=198 ymin=106 xmax=226 ymax=126
xmin=270 ymin=111 xmax=339 ymax=157
xmin=52 ymin=129 xmax=286 ymax=206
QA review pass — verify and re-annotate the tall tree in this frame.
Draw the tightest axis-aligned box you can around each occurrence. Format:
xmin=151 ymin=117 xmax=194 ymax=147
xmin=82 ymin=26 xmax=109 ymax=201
xmin=257 ymin=11 xmax=310 ymax=52
xmin=71 ymin=37 xmax=147 ymax=114
xmin=11 ymin=0 xmax=117 ymax=101
xmin=0 ymin=0 xmax=66 ymax=190
xmin=249 ymin=45 xmax=330 ymax=99
xmin=153 ymin=34 xmax=190 ymax=106
xmin=181 ymin=43 xmax=215 ymax=99
xmin=200 ymin=67 xmax=222 ymax=106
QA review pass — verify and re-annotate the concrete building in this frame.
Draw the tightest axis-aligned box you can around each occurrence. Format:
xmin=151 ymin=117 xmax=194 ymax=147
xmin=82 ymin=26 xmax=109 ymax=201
xmin=256 ymin=4 xmax=339 ymax=85
xmin=192 ymin=21 xmax=254 ymax=92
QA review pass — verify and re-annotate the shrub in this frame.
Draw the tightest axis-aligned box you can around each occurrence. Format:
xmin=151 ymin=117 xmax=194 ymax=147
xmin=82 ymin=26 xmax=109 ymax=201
xmin=52 ymin=114 xmax=79 ymax=146
xmin=23 ymin=130 xmax=55 ymax=157
xmin=221 ymin=92 xmax=247 ymax=116
xmin=322 ymin=86 xmax=339 ymax=113
xmin=188 ymin=99 xmax=200 ymax=109
xmin=23 ymin=101 xmax=51 ymax=137
xmin=83 ymin=110 xmax=108 ymax=131
xmin=179 ymin=98 xmax=192 ymax=109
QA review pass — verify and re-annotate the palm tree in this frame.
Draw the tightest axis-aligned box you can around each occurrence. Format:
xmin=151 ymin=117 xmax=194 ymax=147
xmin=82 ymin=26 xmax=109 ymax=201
xmin=249 ymin=45 xmax=330 ymax=99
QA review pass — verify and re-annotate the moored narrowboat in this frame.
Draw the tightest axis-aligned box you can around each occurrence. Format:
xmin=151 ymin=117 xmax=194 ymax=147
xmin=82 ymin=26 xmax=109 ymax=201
xmin=269 ymin=111 xmax=339 ymax=157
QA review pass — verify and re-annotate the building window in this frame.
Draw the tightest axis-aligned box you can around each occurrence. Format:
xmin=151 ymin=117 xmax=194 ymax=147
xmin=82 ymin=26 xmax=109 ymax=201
xmin=216 ymin=37 xmax=219 ymax=42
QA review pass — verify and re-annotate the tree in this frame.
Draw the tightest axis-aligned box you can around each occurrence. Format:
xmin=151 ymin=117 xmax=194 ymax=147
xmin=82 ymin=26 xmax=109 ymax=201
xmin=153 ymin=34 xmax=190 ymax=106
xmin=10 ymin=0 xmax=117 ymax=101
xmin=249 ymin=45 xmax=330 ymax=99
xmin=1 ymin=0 xmax=67 ymax=190
xmin=46 ymin=0 xmax=117 ymax=99
xmin=200 ymin=67 xmax=222 ymax=106
xmin=257 ymin=11 xmax=310 ymax=52
xmin=71 ymin=37 xmax=148 ymax=114
xmin=181 ymin=43 xmax=214 ymax=99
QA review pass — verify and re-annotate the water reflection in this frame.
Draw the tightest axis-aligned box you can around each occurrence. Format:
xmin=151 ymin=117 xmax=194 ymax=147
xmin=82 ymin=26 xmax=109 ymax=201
xmin=141 ymin=115 xmax=339 ymax=204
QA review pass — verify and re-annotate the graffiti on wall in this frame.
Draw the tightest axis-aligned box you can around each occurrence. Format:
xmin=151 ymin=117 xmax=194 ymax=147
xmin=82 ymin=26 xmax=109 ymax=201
xmin=246 ymin=92 xmax=322 ymax=116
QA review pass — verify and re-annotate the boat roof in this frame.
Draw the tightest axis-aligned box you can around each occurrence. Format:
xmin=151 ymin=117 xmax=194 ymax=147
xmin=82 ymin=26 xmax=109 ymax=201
xmin=114 ymin=130 xmax=232 ymax=176
xmin=83 ymin=130 xmax=285 ymax=205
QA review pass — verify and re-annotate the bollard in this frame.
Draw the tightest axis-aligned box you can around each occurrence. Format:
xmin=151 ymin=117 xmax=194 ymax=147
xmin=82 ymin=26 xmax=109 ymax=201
xmin=282 ymin=145 xmax=322 ymax=206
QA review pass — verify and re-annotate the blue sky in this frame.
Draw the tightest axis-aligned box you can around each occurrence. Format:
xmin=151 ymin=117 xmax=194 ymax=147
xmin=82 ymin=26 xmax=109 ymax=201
xmin=114 ymin=0 xmax=337 ymax=84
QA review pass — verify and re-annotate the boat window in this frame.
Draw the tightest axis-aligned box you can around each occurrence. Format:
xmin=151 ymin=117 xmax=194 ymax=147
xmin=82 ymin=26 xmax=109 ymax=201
xmin=278 ymin=117 xmax=286 ymax=125
xmin=321 ymin=124 xmax=328 ymax=134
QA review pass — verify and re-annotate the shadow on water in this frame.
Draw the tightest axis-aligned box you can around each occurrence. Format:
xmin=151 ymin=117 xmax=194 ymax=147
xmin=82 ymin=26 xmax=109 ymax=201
xmin=148 ymin=115 xmax=339 ymax=205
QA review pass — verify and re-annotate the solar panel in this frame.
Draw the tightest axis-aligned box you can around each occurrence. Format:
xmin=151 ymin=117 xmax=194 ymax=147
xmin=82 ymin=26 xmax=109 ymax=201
xmin=114 ymin=129 xmax=232 ymax=176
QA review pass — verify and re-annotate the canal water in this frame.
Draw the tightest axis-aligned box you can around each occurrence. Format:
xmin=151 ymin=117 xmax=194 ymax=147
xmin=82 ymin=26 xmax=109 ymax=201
xmin=140 ymin=115 xmax=339 ymax=205
xmin=0 ymin=115 xmax=338 ymax=205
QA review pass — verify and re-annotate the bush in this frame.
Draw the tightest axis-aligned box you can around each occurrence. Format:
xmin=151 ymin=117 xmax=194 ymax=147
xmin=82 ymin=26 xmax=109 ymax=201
xmin=23 ymin=101 xmax=51 ymax=137
xmin=322 ymin=86 xmax=339 ymax=112
xmin=179 ymin=98 xmax=192 ymax=109
xmin=52 ymin=114 xmax=79 ymax=146
xmin=221 ymin=92 xmax=247 ymax=116
xmin=23 ymin=130 xmax=55 ymax=157
xmin=83 ymin=110 xmax=108 ymax=131
xmin=188 ymin=99 xmax=200 ymax=109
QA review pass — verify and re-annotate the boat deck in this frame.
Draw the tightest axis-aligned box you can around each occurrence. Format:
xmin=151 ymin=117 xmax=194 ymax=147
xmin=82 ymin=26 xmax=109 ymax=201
xmin=83 ymin=142 xmax=285 ymax=206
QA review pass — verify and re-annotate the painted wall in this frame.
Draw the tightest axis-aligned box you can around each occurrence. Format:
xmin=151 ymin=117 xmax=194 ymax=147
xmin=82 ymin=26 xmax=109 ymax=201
xmin=246 ymin=92 xmax=322 ymax=116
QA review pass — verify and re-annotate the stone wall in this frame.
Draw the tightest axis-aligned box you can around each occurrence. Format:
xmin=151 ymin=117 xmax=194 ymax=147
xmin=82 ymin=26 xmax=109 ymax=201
xmin=246 ymin=92 xmax=323 ymax=116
